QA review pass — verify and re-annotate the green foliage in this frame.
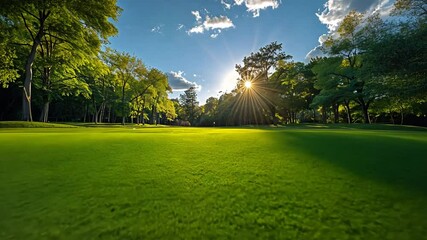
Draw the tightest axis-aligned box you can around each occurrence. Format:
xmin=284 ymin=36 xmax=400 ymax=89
xmin=179 ymin=87 xmax=200 ymax=124
xmin=0 ymin=20 xmax=20 ymax=87
xmin=272 ymin=61 xmax=317 ymax=123
xmin=0 ymin=0 xmax=121 ymax=121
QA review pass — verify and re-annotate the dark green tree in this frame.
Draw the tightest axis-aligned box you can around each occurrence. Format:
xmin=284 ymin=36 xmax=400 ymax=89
xmin=179 ymin=87 xmax=199 ymax=125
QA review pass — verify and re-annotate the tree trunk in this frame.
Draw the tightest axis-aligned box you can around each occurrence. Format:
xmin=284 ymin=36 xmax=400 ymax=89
xmin=321 ymin=106 xmax=327 ymax=124
xmin=270 ymin=105 xmax=277 ymax=125
xmin=142 ymin=96 xmax=146 ymax=125
xmin=83 ymin=103 xmax=88 ymax=122
xmin=92 ymin=98 xmax=98 ymax=124
xmin=390 ymin=111 xmax=395 ymax=124
xmin=333 ymin=103 xmax=339 ymax=123
xmin=361 ymin=105 xmax=370 ymax=124
xmin=358 ymin=98 xmax=371 ymax=124
xmin=22 ymin=42 xmax=39 ymax=121
xmin=99 ymin=102 xmax=105 ymax=123
xmin=344 ymin=101 xmax=352 ymax=124
xmin=39 ymin=97 xmax=50 ymax=123
xmin=107 ymin=106 xmax=111 ymax=123
xmin=22 ymin=11 xmax=50 ymax=121
xmin=121 ymin=84 xmax=126 ymax=125
xmin=312 ymin=109 xmax=316 ymax=123
xmin=151 ymin=104 xmax=155 ymax=124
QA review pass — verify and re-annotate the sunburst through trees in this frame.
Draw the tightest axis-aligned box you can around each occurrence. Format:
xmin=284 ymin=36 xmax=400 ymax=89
xmin=231 ymin=42 xmax=291 ymax=125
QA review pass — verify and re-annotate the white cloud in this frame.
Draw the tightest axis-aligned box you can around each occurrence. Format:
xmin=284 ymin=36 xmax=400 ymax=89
xmin=305 ymin=45 xmax=325 ymax=60
xmin=221 ymin=0 xmax=231 ymax=9
xmin=187 ymin=14 xmax=234 ymax=36
xmin=177 ymin=24 xmax=184 ymax=30
xmin=191 ymin=11 xmax=202 ymax=22
xmin=167 ymin=71 xmax=202 ymax=91
xmin=188 ymin=25 xmax=205 ymax=34
xmin=306 ymin=0 xmax=395 ymax=60
xmin=317 ymin=0 xmax=394 ymax=31
xmin=203 ymin=16 xmax=234 ymax=30
xmin=234 ymin=0 xmax=280 ymax=17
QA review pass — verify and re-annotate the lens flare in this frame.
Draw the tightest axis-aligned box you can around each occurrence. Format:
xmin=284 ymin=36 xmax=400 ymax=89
xmin=244 ymin=81 xmax=252 ymax=89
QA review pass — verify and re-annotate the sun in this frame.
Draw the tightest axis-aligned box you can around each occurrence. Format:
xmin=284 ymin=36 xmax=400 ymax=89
xmin=244 ymin=81 xmax=252 ymax=89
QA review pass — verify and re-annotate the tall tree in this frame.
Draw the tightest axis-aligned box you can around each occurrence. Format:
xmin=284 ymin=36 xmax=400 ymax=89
xmin=273 ymin=61 xmax=315 ymax=124
xmin=0 ymin=0 xmax=120 ymax=121
xmin=104 ymin=49 xmax=146 ymax=125
xmin=235 ymin=42 xmax=291 ymax=124
xmin=179 ymin=87 xmax=199 ymax=125
xmin=321 ymin=11 xmax=375 ymax=123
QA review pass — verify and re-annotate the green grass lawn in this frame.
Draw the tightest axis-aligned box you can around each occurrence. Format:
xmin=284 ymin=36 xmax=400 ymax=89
xmin=1 ymin=124 xmax=427 ymax=239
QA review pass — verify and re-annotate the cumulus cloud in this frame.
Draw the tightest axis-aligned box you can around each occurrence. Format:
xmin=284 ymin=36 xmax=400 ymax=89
xmin=167 ymin=71 xmax=202 ymax=91
xmin=306 ymin=0 xmax=394 ymax=60
xmin=316 ymin=0 xmax=390 ymax=31
xmin=187 ymin=13 xmax=234 ymax=36
xmin=234 ymin=0 xmax=280 ymax=17
xmin=188 ymin=25 xmax=205 ymax=34
xmin=203 ymin=16 xmax=234 ymax=30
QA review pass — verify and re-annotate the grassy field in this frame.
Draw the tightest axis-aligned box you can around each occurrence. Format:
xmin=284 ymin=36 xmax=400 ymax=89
xmin=0 ymin=124 xmax=427 ymax=239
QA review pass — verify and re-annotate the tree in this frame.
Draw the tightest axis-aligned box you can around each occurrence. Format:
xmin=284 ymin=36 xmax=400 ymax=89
xmin=235 ymin=42 xmax=291 ymax=124
xmin=80 ymin=56 xmax=113 ymax=124
xmin=144 ymin=69 xmax=171 ymax=124
xmin=320 ymin=11 xmax=375 ymax=123
xmin=273 ymin=61 xmax=315 ymax=123
xmin=0 ymin=0 xmax=120 ymax=121
xmin=33 ymin=34 xmax=104 ymax=122
xmin=199 ymin=97 xmax=219 ymax=126
xmin=359 ymin=6 xmax=427 ymax=124
xmin=103 ymin=49 xmax=146 ymax=125
xmin=179 ymin=87 xmax=199 ymax=125
xmin=311 ymin=57 xmax=356 ymax=123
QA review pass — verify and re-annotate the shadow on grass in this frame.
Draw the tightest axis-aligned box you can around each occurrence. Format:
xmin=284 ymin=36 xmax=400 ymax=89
xmin=269 ymin=131 xmax=427 ymax=195
xmin=276 ymin=123 xmax=427 ymax=132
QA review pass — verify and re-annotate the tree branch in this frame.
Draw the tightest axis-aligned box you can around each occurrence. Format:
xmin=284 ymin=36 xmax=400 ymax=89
xmin=129 ymin=84 xmax=153 ymax=103
xmin=43 ymin=32 xmax=74 ymax=46
xmin=19 ymin=7 xmax=40 ymax=20
xmin=11 ymin=42 xmax=32 ymax=47
xmin=21 ymin=13 xmax=35 ymax=41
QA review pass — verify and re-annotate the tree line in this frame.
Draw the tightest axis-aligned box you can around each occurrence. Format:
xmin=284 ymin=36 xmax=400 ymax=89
xmin=176 ymin=0 xmax=426 ymax=126
xmin=1 ymin=0 xmax=426 ymax=126
xmin=0 ymin=0 xmax=175 ymax=124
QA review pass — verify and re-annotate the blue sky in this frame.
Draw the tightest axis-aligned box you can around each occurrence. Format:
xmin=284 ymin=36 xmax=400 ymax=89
xmin=109 ymin=0 xmax=394 ymax=103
